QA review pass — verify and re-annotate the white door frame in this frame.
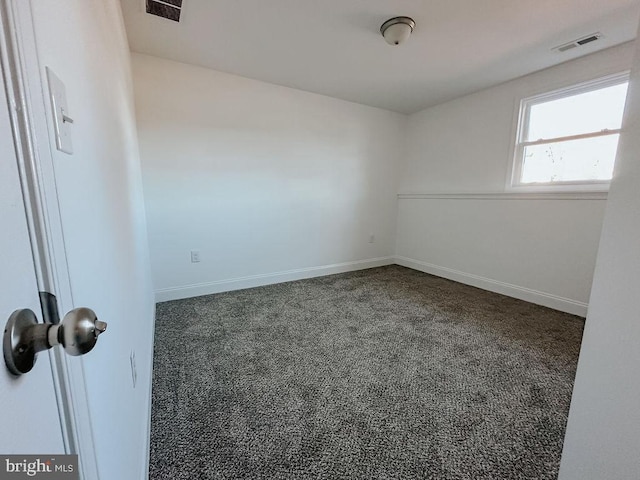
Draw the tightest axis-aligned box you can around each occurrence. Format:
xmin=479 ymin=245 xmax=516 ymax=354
xmin=0 ymin=1 xmax=99 ymax=478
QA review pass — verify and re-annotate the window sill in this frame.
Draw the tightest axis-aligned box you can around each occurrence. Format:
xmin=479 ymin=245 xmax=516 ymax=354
xmin=507 ymin=182 xmax=610 ymax=194
xmin=398 ymin=192 xmax=608 ymax=200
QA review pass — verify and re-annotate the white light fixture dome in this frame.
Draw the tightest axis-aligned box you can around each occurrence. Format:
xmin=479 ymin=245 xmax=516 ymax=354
xmin=380 ymin=16 xmax=415 ymax=46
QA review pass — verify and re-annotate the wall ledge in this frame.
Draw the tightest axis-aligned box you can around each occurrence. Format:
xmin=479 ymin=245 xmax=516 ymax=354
xmin=398 ymin=192 xmax=608 ymax=200
xmin=394 ymin=256 xmax=588 ymax=317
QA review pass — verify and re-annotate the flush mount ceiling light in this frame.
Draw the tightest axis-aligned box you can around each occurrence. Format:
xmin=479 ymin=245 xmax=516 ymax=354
xmin=380 ymin=16 xmax=416 ymax=46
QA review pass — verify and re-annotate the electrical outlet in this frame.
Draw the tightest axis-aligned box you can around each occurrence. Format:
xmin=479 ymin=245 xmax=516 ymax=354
xmin=368 ymin=234 xmax=375 ymax=244
xmin=191 ymin=250 xmax=201 ymax=263
xmin=130 ymin=350 xmax=137 ymax=388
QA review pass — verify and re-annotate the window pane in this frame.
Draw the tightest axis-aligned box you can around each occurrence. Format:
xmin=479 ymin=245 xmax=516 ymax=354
xmin=526 ymin=83 xmax=628 ymax=141
xmin=521 ymin=134 xmax=619 ymax=184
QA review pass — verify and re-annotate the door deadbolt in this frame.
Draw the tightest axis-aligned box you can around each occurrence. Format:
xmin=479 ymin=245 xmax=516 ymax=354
xmin=3 ymin=307 xmax=107 ymax=375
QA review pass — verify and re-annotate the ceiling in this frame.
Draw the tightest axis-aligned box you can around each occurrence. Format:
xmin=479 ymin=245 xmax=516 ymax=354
xmin=120 ymin=0 xmax=640 ymax=114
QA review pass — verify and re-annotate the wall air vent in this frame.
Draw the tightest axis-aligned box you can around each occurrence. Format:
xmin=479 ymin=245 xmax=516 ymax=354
xmin=554 ymin=33 xmax=602 ymax=53
xmin=146 ymin=0 xmax=183 ymax=22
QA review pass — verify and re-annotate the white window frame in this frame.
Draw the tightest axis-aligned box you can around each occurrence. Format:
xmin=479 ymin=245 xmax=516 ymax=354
xmin=508 ymin=71 xmax=630 ymax=192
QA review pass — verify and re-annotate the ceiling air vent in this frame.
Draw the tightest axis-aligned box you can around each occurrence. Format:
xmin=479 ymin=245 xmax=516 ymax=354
xmin=554 ymin=33 xmax=602 ymax=53
xmin=146 ymin=0 xmax=183 ymax=22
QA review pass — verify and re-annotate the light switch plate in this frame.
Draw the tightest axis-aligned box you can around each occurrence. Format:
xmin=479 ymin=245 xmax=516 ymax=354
xmin=46 ymin=67 xmax=73 ymax=154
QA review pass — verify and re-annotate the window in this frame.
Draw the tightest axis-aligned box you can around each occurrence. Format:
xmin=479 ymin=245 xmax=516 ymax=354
xmin=511 ymin=73 xmax=629 ymax=189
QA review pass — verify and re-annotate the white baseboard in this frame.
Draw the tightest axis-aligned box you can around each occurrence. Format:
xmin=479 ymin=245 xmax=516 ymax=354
xmin=155 ymin=255 xmax=587 ymax=316
xmin=140 ymin=302 xmax=156 ymax=480
xmin=394 ymin=256 xmax=588 ymax=317
xmin=155 ymin=257 xmax=395 ymax=302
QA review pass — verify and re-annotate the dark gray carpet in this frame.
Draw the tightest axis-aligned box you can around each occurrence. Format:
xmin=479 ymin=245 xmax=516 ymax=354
xmin=150 ymin=265 xmax=584 ymax=480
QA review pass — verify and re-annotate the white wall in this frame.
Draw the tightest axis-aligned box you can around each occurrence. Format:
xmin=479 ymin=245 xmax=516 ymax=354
xmin=132 ymin=54 xmax=405 ymax=301
xmin=29 ymin=1 xmax=155 ymax=478
xmin=559 ymin=29 xmax=640 ymax=479
xmin=396 ymin=43 xmax=636 ymax=316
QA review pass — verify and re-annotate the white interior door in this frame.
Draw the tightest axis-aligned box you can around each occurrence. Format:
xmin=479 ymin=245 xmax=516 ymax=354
xmin=0 ymin=59 xmax=65 ymax=452
xmin=0 ymin=2 xmax=101 ymax=476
